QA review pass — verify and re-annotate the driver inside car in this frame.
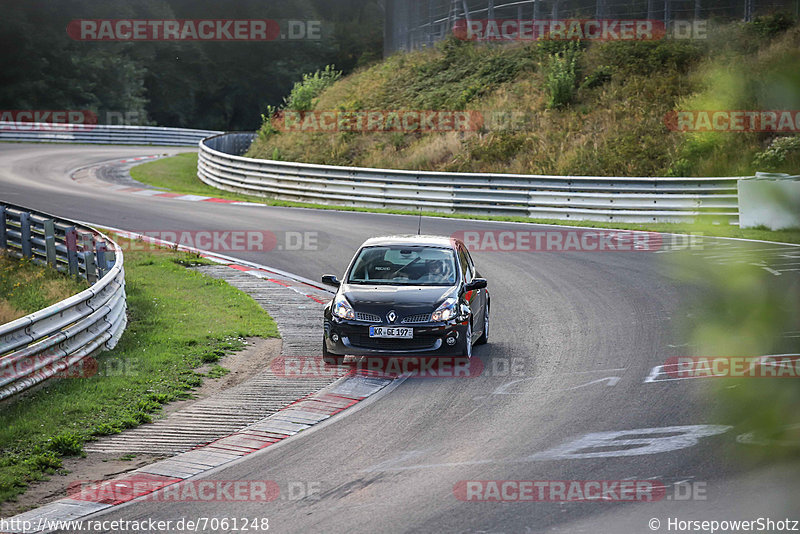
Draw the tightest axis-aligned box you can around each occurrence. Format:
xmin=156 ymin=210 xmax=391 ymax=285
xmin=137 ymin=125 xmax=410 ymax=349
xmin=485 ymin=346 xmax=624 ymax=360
xmin=418 ymin=259 xmax=452 ymax=284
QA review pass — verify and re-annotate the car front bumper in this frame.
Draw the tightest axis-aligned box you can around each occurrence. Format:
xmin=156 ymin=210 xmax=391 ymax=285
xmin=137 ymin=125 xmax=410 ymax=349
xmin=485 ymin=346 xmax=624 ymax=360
xmin=324 ymin=316 xmax=469 ymax=357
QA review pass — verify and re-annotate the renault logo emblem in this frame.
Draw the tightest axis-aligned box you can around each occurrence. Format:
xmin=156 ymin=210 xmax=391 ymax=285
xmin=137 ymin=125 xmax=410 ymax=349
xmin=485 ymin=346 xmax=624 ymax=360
xmin=387 ymin=310 xmax=397 ymax=323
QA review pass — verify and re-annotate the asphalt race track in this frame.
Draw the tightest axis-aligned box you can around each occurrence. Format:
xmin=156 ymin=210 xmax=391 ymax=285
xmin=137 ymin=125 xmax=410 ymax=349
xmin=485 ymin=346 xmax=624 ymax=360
xmin=1 ymin=142 xmax=798 ymax=533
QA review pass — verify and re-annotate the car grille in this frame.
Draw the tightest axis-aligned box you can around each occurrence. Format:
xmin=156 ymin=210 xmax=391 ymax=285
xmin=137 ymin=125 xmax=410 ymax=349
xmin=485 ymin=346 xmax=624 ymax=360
xmin=355 ymin=311 xmax=381 ymax=323
xmin=347 ymin=335 xmax=438 ymax=351
xmin=401 ymin=313 xmax=431 ymax=324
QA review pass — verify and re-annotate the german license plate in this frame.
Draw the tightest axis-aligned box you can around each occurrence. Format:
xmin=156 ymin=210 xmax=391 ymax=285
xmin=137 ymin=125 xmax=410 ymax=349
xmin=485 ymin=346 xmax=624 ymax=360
xmin=369 ymin=326 xmax=413 ymax=339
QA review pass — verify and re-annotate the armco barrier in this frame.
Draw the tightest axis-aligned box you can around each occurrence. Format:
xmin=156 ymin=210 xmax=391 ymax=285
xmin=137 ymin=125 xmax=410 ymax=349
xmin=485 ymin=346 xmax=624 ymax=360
xmin=198 ymin=132 xmax=741 ymax=224
xmin=0 ymin=122 xmax=221 ymax=146
xmin=0 ymin=203 xmax=126 ymax=400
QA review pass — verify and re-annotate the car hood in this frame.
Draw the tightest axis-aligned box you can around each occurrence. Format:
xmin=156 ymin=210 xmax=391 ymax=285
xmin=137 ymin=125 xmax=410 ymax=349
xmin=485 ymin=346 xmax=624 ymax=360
xmin=342 ymin=284 xmax=457 ymax=315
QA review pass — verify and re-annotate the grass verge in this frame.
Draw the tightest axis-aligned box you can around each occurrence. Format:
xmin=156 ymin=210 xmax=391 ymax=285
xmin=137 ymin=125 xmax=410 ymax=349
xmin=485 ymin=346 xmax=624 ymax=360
xmin=131 ymin=152 xmax=800 ymax=244
xmin=0 ymin=247 xmax=278 ymax=504
xmin=0 ymin=253 xmax=88 ymax=324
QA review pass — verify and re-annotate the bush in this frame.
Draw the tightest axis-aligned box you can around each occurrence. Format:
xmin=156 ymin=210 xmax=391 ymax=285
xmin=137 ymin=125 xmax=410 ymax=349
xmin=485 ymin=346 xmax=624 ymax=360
xmin=748 ymin=13 xmax=796 ymax=38
xmin=257 ymin=105 xmax=279 ymax=142
xmin=283 ymin=65 xmax=342 ymax=111
xmin=27 ymin=452 xmax=62 ymax=470
xmin=596 ymin=39 xmax=705 ymax=76
xmin=545 ymin=42 xmax=581 ymax=109
xmin=48 ymin=433 xmax=83 ymax=456
xmin=581 ymin=65 xmax=612 ymax=90
xmin=753 ymin=136 xmax=800 ymax=170
xmin=396 ymin=36 xmax=535 ymax=110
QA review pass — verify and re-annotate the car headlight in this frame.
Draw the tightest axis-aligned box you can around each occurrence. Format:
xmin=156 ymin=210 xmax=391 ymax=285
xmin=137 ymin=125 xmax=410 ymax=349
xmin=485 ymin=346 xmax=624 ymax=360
xmin=332 ymin=294 xmax=355 ymax=320
xmin=431 ymin=297 xmax=458 ymax=322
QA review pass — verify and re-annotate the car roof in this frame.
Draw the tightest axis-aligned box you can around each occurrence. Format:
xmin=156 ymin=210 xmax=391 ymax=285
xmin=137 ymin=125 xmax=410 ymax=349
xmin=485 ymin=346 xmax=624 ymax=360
xmin=360 ymin=235 xmax=461 ymax=249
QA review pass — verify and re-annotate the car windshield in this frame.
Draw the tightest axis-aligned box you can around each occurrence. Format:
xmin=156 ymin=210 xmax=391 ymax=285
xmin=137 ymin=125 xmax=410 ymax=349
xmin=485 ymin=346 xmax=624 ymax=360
xmin=347 ymin=246 xmax=457 ymax=286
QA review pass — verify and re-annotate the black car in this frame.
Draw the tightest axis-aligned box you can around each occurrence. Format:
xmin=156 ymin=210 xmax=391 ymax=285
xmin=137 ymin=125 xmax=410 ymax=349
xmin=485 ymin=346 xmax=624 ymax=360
xmin=321 ymin=235 xmax=489 ymax=365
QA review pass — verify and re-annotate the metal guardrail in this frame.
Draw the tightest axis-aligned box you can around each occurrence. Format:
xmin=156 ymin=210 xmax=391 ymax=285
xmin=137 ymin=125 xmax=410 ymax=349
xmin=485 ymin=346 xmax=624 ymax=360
xmin=198 ymin=132 xmax=741 ymax=223
xmin=0 ymin=203 xmax=126 ymax=401
xmin=0 ymin=122 xmax=221 ymax=147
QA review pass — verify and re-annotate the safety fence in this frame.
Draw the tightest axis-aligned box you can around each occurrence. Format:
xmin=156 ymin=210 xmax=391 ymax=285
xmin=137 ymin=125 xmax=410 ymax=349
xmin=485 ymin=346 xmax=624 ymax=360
xmin=385 ymin=0 xmax=800 ymax=54
xmin=198 ymin=132 xmax=740 ymax=223
xmin=0 ymin=122 xmax=221 ymax=146
xmin=0 ymin=203 xmax=126 ymax=400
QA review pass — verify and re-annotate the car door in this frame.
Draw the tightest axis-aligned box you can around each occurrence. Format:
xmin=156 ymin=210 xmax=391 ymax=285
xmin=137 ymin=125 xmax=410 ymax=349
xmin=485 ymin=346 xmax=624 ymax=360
xmin=464 ymin=245 xmax=487 ymax=315
xmin=457 ymin=245 xmax=483 ymax=340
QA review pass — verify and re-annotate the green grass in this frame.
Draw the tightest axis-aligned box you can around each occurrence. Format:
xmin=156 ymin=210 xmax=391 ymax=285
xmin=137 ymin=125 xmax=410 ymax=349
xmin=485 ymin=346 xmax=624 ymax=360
xmin=0 ymin=253 xmax=88 ymax=324
xmin=0 ymin=247 xmax=278 ymax=504
xmin=131 ymin=152 xmax=800 ymax=244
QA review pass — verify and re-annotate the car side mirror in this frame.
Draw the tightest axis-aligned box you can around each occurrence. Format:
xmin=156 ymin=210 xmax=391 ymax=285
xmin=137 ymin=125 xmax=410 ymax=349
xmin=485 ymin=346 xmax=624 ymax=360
xmin=322 ymin=274 xmax=341 ymax=287
xmin=466 ymin=278 xmax=487 ymax=291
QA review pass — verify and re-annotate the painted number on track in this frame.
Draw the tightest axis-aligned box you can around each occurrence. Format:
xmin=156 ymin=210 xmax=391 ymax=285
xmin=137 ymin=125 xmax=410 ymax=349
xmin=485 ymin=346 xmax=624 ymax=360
xmin=528 ymin=425 xmax=732 ymax=460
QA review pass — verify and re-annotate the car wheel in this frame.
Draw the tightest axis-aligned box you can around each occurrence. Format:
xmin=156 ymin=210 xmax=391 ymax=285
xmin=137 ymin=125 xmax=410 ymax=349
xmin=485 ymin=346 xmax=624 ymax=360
xmin=461 ymin=321 xmax=473 ymax=358
xmin=476 ymin=303 xmax=489 ymax=345
xmin=322 ymin=339 xmax=343 ymax=366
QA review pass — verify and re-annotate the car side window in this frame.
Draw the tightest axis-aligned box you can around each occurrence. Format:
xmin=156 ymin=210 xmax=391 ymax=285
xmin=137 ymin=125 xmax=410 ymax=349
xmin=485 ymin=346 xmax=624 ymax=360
xmin=458 ymin=247 xmax=473 ymax=284
xmin=464 ymin=247 xmax=477 ymax=276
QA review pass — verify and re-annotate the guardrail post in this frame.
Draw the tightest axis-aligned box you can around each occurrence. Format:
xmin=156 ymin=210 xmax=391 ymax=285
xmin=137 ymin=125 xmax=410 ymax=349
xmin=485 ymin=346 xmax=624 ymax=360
xmin=82 ymin=233 xmax=97 ymax=283
xmin=95 ymin=241 xmax=108 ymax=278
xmin=105 ymin=248 xmax=116 ymax=271
xmin=65 ymin=227 xmax=79 ymax=276
xmin=0 ymin=205 xmax=6 ymax=249
xmin=43 ymin=219 xmax=57 ymax=267
xmin=19 ymin=211 xmax=32 ymax=258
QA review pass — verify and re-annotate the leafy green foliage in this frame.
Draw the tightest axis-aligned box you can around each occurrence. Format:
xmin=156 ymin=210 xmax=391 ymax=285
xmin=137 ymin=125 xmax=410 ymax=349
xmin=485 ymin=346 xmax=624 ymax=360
xmin=545 ymin=42 xmax=581 ymax=109
xmin=748 ymin=13 xmax=796 ymax=38
xmin=207 ymin=365 xmax=231 ymax=379
xmin=48 ymin=433 xmax=83 ymax=457
xmin=594 ymin=39 xmax=705 ymax=76
xmin=580 ymin=65 xmax=612 ymax=90
xmin=284 ymin=65 xmax=343 ymax=111
xmin=392 ymin=36 xmax=535 ymax=110
xmin=258 ymin=105 xmax=281 ymax=142
xmin=753 ymin=136 xmax=800 ymax=171
xmin=674 ymin=222 xmax=800 ymax=461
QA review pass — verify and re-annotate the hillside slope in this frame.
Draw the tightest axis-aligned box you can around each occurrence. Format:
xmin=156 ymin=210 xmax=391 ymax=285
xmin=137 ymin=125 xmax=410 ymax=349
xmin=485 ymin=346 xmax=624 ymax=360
xmin=249 ymin=17 xmax=800 ymax=178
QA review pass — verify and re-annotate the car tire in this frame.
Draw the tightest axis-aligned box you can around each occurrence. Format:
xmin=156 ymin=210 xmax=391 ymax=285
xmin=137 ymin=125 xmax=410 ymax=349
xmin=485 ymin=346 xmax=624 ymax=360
xmin=476 ymin=303 xmax=489 ymax=345
xmin=322 ymin=339 xmax=343 ymax=366
xmin=461 ymin=321 xmax=473 ymax=358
